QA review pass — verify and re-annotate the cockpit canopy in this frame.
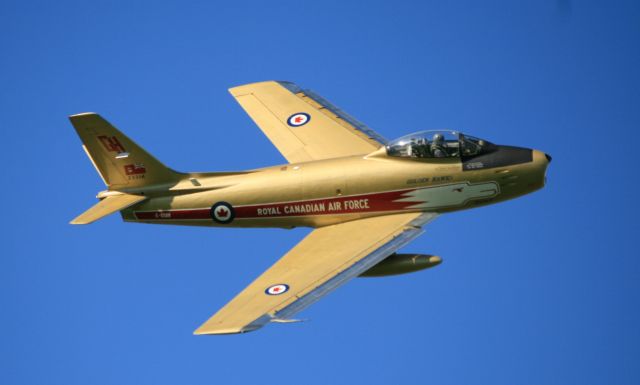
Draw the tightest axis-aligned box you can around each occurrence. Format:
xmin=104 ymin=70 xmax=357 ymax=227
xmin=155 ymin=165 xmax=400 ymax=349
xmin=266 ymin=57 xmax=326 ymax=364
xmin=386 ymin=130 xmax=494 ymax=160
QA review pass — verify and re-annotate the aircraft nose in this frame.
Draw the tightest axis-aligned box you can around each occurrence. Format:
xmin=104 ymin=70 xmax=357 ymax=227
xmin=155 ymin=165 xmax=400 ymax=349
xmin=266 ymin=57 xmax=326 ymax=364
xmin=532 ymin=150 xmax=551 ymax=167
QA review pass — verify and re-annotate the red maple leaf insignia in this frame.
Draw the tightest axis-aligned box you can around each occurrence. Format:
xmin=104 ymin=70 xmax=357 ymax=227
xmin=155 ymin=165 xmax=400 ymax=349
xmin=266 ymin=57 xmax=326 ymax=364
xmin=295 ymin=116 xmax=304 ymax=123
xmin=216 ymin=207 xmax=229 ymax=218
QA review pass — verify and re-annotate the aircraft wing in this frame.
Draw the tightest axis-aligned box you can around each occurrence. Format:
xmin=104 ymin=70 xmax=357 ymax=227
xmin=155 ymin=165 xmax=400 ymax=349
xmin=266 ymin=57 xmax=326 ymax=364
xmin=194 ymin=212 xmax=437 ymax=335
xmin=229 ymin=81 xmax=387 ymax=163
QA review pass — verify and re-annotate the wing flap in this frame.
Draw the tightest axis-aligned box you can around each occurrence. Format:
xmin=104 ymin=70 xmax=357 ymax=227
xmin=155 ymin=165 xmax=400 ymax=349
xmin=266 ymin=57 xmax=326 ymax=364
xmin=194 ymin=212 xmax=437 ymax=335
xmin=70 ymin=193 xmax=147 ymax=225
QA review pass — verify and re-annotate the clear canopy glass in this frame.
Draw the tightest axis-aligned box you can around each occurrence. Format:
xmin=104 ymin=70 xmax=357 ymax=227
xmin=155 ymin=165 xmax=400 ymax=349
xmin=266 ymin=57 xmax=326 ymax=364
xmin=386 ymin=130 xmax=492 ymax=159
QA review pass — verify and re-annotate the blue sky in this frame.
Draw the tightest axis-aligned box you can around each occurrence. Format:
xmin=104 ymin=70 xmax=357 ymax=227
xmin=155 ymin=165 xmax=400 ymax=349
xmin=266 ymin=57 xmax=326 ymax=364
xmin=1 ymin=1 xmax=639 ymax=384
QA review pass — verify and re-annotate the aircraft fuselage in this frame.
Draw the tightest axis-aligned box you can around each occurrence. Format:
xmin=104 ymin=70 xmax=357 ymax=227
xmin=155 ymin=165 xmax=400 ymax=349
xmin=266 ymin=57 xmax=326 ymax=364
xmin=121 ymin=145 xmax=550 ymax=228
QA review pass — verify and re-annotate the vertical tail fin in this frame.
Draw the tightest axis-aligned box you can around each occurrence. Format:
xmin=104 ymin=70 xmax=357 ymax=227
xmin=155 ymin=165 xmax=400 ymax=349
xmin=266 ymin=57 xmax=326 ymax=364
xmin=69 ymin=113 xmax=181 ymax=190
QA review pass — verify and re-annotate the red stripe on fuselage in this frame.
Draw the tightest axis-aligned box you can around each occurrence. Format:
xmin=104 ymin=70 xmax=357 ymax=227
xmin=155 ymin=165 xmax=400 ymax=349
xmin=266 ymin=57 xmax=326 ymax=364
xmin=235 ymin=189 xmax=414 ymax=218
xmin=133 ymin=188 xmax=418 ymax=221
xmin=134 ymin=208 xmax=211 ymax=220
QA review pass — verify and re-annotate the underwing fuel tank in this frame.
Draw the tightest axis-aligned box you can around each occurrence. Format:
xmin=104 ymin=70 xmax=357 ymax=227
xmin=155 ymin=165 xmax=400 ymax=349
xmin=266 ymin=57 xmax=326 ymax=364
xmin=359 ymin=253 xmax=442 ymax=277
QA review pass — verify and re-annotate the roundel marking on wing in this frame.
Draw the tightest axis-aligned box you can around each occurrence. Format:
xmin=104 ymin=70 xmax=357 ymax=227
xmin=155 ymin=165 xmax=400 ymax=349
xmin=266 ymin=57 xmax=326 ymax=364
xmin=265 ymin=284 xmax=289 ymax=295
xmin=287 ymin=113 xmax=310 ymax=127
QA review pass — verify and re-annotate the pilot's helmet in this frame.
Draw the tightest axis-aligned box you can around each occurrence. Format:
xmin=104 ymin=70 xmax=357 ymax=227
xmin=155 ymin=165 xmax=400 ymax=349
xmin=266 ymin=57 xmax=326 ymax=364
xmin=432 ymin=133 xmax=444 ymax=143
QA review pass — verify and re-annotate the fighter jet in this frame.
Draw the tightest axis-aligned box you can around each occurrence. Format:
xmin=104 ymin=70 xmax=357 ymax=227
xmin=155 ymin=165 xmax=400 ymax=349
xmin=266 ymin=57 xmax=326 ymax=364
xmin=70 ymin=81 xmax=551 ymax=335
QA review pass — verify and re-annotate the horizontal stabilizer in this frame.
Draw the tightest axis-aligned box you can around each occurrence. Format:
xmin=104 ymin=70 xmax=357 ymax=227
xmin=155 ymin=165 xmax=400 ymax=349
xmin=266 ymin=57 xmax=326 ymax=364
xmin=71 ymin=193 xmax=147 ymax=225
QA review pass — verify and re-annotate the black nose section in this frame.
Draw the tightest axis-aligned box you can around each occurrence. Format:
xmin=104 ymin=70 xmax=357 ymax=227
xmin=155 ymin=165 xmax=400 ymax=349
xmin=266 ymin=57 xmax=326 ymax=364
xmin=545 ymin=153 xmax=552 ymax=163
xmin=462 ymin=145 xmax=533 ymax=171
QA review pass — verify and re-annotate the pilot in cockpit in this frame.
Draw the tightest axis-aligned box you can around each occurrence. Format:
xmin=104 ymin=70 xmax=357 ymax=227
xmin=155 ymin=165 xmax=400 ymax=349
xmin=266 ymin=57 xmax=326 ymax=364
xmin=413 ymin=138 xmax=429 ymax=158
xmin=430 ymin=133 xmax=446 ymax=158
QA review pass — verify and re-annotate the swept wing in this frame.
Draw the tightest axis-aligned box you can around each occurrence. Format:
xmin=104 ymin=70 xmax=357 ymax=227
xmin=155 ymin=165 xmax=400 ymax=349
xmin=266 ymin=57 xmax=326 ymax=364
xmin=229 ymin=81 xmax=387 ymax=163
xmin=194 ymin=212 xmax=437 ymax=335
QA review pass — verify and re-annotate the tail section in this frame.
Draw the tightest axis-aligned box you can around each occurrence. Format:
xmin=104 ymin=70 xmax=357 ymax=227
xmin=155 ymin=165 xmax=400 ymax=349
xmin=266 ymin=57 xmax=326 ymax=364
xmin=69 ymin=113 xmax=181 ymax=190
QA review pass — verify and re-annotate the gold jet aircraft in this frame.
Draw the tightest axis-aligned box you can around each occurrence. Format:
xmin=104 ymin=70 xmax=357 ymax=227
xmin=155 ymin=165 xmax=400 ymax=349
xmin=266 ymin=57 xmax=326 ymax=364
xmin=70 ymin=81 xmax=551 ymax=335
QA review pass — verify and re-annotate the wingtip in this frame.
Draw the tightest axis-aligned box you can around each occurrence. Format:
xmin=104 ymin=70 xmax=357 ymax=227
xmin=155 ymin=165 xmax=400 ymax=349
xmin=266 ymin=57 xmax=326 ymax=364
xmin=69 ymin=215 xmax=91 ymax=225
xmin=228 ymin=80 xmax=297 ymax=96
xmin=193 ymin=327 xmax=244 ymax=336
xmin=193 ymin=320 xmax=265 ymax=336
